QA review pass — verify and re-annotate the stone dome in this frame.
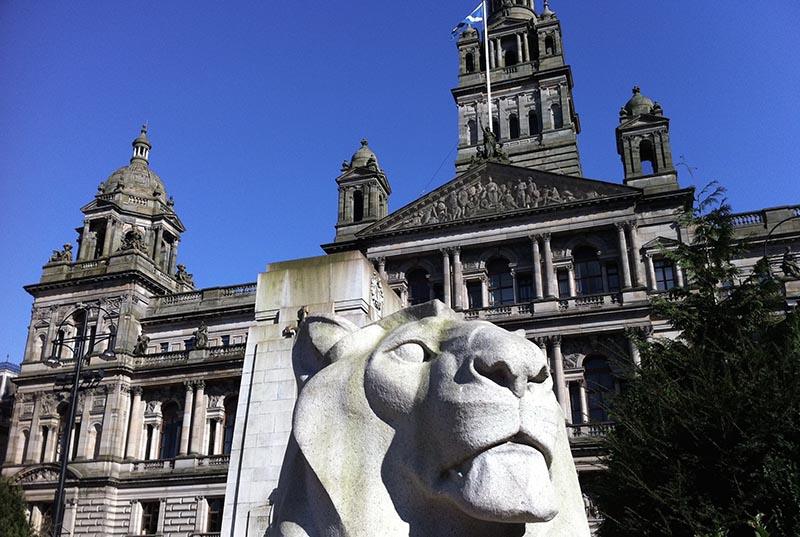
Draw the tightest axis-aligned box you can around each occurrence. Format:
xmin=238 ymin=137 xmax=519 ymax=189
xmin=100 ymin=126 xmax=168 ymax=200
xmin=350 ymin=139 xmax=381 ymax=171
xmin=624 ymin=86 xmax=655 ymax=117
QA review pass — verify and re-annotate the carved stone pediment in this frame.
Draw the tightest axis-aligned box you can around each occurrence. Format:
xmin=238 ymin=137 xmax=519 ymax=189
xmin=10 ymin=464 xmax=81 ymax=484
xmin=641 ymin=236 xmax=680 ymax=250
xmin=618 ymin=114 xmax=668 ymax=131
xmin=361 ymin=163 xmax=639 ymax=236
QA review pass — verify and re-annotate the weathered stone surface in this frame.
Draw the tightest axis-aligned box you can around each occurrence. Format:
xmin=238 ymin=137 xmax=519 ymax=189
xmin=269 ymin=300 xmax=590 ymax=536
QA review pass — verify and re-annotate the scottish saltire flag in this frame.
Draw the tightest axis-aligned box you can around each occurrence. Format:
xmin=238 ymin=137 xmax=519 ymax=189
xmin=451 ymin=3 xmax=484 ymax=40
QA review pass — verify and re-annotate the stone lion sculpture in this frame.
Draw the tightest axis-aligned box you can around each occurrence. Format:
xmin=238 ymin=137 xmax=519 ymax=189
xmin=269 ymin=301 xmax=590 ymax=536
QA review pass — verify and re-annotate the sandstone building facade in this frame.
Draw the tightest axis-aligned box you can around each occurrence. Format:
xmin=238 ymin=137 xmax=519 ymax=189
xmin=3 ymin=2 xmax=799 ymax=536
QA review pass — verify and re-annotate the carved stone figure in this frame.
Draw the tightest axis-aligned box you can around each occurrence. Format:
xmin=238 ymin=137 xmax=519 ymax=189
xmin=118 ymin=228 xmax=146 ymax=252
xmin=269 ymin=301 xmax=589 ymax=536
xmin=133 ymin=334 xmax=150 ymax=356
xmin=193 ymin=321 xmax=209 ymax=349
xmin=175 ymin=264 xmax=195 ymax=285
xmin=49 ymin=243 xmax=73 ymax=263
xmin=781 ymin=246 xmax=800 ymax=278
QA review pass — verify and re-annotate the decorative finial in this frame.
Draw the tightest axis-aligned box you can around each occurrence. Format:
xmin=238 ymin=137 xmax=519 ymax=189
xmin=542 ymin=0 xmax=553 ymax=15
xmin=361 ymin=139 xmax=369 ymax=147
xmin=632 ymin=86 xmax=640 ymax=95
xmin=131 ymin=123 xmax=152 ymax=165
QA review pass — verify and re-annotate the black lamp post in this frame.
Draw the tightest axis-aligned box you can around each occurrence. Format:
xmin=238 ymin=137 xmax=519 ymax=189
xmin=45 ymin=303 xmax=117 ymax=537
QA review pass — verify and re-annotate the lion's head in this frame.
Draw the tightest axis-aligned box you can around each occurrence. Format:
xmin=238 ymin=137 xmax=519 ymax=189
xmin=270 ymin=301 xmax=589 ymax=537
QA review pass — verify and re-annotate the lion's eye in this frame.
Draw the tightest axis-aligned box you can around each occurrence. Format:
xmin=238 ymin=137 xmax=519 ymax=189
xmin=387 ymin=342 xmax=431 ymax=364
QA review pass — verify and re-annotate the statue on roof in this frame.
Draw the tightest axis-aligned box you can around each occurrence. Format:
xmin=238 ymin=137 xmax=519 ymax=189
xmin=471 ymin=127 xmax=510 ymax=168
xmin=48 ymin=244 xmax=73 ymax=264
xmin=781 ymin=246 xmax=800 ymax=278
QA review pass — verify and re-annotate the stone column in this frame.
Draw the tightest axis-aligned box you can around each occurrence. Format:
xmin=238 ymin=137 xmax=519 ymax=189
xmin=522 ymin=31 xmax=530 ymax=61
xmin=615 ymin=222 xmax=633 ymax=289
xmin=645 ymin=253 xmax=658 ymax=291
xmin=369 ymin=183 xmax=379 ymax=218
xmin=628 ymin=222 xmax=645 ymax=287
xmin=337 ymin=188 xmax=345 ymax=222
xmin=47 ymin=424 xmax=59 ymax=462
xmin=190 ymin=381 xmax=206 ymax=455
xmin=169 ymin=240 xmax=179 ymax=275
xmin=510 ymin=268 xmax=518 ymax=303
xmin=481 ymin=275 xmax=490 ymax=308
xmin=374 ymin=256 xmax=386 ymax=279
xmin=102 ymin=218 xmax=114 ymax=256
xmin=531 ymin=236 xmax=543 ymax=299
xmin=103 ymin=384 xmax=128 ymax=459
xmin=566 ymin=264 xmax=576 ymax=297
xmin=126 ymin=387 xmax=143 ymax=460
xmin=76 ymin=392 xmax=94 ymax=459
xmin=214 ymin=418 xmax=225 ymax=455
xmin=675 ymin=261 xmax=685 ymax=287
xmin=25 ymin=394 xmax=42 ymax=464
xmin=441 ymin=249 xmax=452 ymax=307
xmin=496 ymin=39 xmax=504 ymax=67
xmin=152 ymin=227 xmax=163 ymax=265
xmin=515 ymin=34 xmax=522 ymax=64
xmin=542 ymin=233 xmax=556 ymax=298
xmin=628 ymin=331 xmax=642 ymax=367
xmin=149 ymin=424 xmax=161 ymax=460
xmin=550 ymin=336 xmax=568 ymax=415
xmin=577 ymin=380 xmax=589 ymax=423
xmin=558 ymin=83 xmax=572 ymax=127
xmin=78 ymin=222 xmax=91 ymax=261
xmin=452 ymin=247 xmax=464 ymax=309
xmin=179 ymin=382 xmax=194 ymax=456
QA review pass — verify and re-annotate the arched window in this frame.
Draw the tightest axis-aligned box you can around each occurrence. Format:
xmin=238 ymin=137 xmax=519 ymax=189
xmin=159 ymin=402 xmax=182 ymax=459
xmin=639 ymin=139 xmax=656 ymax=174
xmin=492 ymin=117 xmax=501 ymax=140
xmin=584 ymin=356 xmax=615 ymax=422
xmin=19 ymin=429 xmax=30 ymax=463
xmin=39 ymin=426 xmax=49 ymax=463
xmin=35 ymin=334 xmax=47 ymax=361
xmin=508 ymin=114 xmax=520 ymax=139
xmin=55 ymin=330 xmax=66 ymax=359
xmin=353 ymin=190 xmax=364 ymax=222
xmin=91 ymin=423 xmax=102 ymax=459
xmin=487 ymin=258 xmax=514 ymax=306
xmin=551 ymin=103 xmax=563 ymax=129
xmin=528 ymin=110 xmax=540 ymax=135
xmin=223 ymin=396 xmax=238 ymax=455
xmin=574 ymin=246 xmax=604 ymax=295
xmin=406 ymin=268 xmax=431 ymax=305
xmin=467 ymin=119 xmax=478 ymax=145
xmin=545 ymin=35 xmax=555 ymax=55
xmin=504 ymin=48 xmax=518 ymax=66
xmin=465 ymin=52 xmax=475 ymax=73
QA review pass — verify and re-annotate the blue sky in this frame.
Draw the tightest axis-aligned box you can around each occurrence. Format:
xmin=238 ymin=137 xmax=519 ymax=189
xmin=1 ymin=2 xmax=798 ymax=362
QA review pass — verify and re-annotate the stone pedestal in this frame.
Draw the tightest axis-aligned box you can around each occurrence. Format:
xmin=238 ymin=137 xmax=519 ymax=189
xmin=220 ymin=251 xmax=402 ymax=537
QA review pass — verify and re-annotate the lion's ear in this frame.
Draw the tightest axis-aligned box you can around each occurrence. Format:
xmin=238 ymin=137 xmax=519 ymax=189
xmin=292 ymin=314 xmax=359 ymax=386
xmin=513 ymin=329 xmax=527 ymax=339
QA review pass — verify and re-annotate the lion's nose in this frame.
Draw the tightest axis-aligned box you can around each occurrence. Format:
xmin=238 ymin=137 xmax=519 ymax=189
xmin=474 ymin=347 xmax=548 ymax=398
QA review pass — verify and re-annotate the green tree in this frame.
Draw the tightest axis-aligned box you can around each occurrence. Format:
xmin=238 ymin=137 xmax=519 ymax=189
xmin=594 ymin=185 xmax=800 ymax=537
xmin=0 ymin=478 xmax=33 ymax=537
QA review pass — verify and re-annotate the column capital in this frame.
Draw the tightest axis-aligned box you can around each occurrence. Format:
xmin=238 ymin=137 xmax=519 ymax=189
xmin=548 ymin=334 xmax=562 ymax=345
xmin=369 ymin=256 xmax=386 ymax=265
xmin=614 ymin=221 xmax=627 ymax=231
xmin=440 ymin=248 xmax=451 ymax=256
xmin=195 ymin=380 xmax=206 ymax=390
xmin=183 ymin=381 xmax=195 ymax=392
xmin=564 ymin=263 xmax=574 ymax=271
xmin=533 ymin=336 xmax=548 ymax=347
xmin=541 ymin=232 xmax=552 ymax=241
xmin=132 ymin=386 xmax=143 ymax=396
xmin=625 ymin=219 xmax=639 ymax=230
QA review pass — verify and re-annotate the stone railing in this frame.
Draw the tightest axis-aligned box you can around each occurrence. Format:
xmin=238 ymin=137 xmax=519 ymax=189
xmin=567 ymin=421 xmax=615 ymax=439
xmin=191 ymin=533 xmax=221 ymax=537
xmin=155 ymin=282 xmax=257 ymax=309
xmin=559 ymin=293 xmax=622 ymax=311
xmin=208 ymin=344 xmax=247 ymax=359
xmin=134 ymin=350 xmax=189 ymax=366
xmin=463 ymin=303 xmax=533 ymax=321
xmin=197 ymin=454 xmax=230 ymax=467
xmin=131 ymin=459 xmax=175 ymax=472
xmin=730 ymin=212 xmax=763 ymax=227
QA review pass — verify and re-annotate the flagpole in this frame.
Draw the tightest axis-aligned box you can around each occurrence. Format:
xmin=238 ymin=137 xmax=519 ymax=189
xmin=482 ymin=0 xmax=492 ymax=133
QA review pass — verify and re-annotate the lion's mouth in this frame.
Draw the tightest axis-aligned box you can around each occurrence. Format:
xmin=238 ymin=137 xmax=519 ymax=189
xmin=442 ymin=432 xmax=553 ymax=482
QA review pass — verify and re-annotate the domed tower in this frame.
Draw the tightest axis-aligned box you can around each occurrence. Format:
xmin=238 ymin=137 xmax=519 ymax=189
xmin=74 ymin=125 xmax=187 ymax=277
xmin=616 ymin=86 xmax=678 ymax=192
xmin=453 ymin=0 xmax=582 ymax=176
xmin=333 ymin=139 xmax=391 ymax=242
xmin=24 ymin=126 xmax=191 ymax=363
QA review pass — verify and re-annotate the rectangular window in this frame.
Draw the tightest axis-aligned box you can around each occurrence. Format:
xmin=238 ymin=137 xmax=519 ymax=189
xmin=220 ymin=335 xmax=230 ymax=348
xmin=517 ymin=273 xmax=533 ymax=302
xmin=184 ymin=338 xmax=194 ymax=351
xmin=557 ymin=270 xmax=570 ymax=299
xmin=466 ymin=281 xmax=483 ymax=309
xmin=141 ymin=501 xmax=160 ymax=535
xmin=207 ymin=497 xmax=224 ymax=533
xmin=569 ymin=382 xmax=583 ymax=424
xmin=160 ymin=342 xmax=169 ymax=353
xmin=606 ymin=263 xmax=620 ymax=293
xmin=654 ymin=258 xmax=676 ymax=291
